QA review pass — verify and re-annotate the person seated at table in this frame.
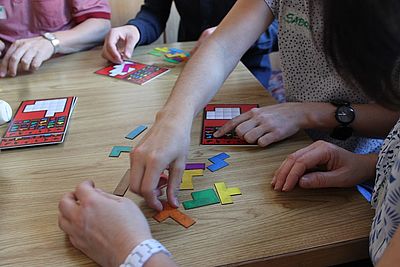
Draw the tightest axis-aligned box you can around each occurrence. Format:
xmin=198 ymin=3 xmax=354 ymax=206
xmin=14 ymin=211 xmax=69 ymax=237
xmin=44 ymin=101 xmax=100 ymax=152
xmin=59 ymin=1 xmax=400 ymax=266
xmin=101 ymin=0 xmax=279 ymax=89
xmin=0 ymin=0 xmax=111 ymax=78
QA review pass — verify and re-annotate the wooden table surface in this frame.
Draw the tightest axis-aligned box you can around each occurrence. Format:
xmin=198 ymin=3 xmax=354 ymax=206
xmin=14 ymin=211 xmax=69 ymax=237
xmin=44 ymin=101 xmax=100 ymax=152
xmin=0 ymin=42 xmax=374 ymax=267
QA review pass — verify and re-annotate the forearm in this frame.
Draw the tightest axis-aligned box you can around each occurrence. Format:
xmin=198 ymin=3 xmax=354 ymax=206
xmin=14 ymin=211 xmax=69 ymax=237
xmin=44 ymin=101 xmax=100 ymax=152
xmin=55 ymin=18 xmax=111 ymax=54
xmin=303 ymin=102 xmax=400 ymax=138
xmin=127 ymin=0 xmax=173 ymax=45
xmin=159 ymin=0 xmax=273 ymax=122
xmin=377 ymin=227 xmax=400 ymax=267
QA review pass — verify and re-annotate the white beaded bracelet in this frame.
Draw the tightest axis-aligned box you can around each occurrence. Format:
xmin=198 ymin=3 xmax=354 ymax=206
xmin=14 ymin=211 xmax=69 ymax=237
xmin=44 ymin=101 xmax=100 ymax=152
xmin=120 ymin=239 xmax=171 ymax=267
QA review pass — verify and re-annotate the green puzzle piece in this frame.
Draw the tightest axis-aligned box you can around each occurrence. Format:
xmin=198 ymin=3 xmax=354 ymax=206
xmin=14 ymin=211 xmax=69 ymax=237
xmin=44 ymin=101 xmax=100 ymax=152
xmin=182 ymin=188 xmax=220 ymax=210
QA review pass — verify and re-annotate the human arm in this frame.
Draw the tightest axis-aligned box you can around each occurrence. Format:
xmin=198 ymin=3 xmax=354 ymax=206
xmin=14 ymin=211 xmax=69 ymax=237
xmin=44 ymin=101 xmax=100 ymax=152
xmin=376 ymin=227 xmax=400 ymax=267
xmin=272 ymin=140 xmax=378 ymax=191
xmin=214 ymin=101 xmax=400 ymax=147
xmin=0 ymin=18 xmax=110 ymax=77
xmin=0 ymin=40 xmax=4 ymax=57
xmin=129 ymin=0 xmax=275 ymax=211
xmin=58 ymin=180 xmax=177 ymax=267
xmin=190 ymin=27 xmax=217 ymax=55
xmin=102 ymin=0 xmax=173 ymax=63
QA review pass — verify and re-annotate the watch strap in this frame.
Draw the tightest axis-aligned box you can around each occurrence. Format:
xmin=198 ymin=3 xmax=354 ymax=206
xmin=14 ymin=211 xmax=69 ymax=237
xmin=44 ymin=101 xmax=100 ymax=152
xmin=120 ymin=239 xmax=171 ymax=267
xmin=41 ymin=32 xmax=60 ymax=54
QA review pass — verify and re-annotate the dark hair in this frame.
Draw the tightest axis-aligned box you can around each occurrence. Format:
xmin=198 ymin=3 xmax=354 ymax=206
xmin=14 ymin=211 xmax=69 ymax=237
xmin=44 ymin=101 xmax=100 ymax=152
xmin=323 ymin=0 xmax=400 ymax=110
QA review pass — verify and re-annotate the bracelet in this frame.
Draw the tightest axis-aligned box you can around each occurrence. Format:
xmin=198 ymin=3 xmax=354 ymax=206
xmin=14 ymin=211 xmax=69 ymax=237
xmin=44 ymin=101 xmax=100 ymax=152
xmin=120 ymin=239 xmax=171 ymax=267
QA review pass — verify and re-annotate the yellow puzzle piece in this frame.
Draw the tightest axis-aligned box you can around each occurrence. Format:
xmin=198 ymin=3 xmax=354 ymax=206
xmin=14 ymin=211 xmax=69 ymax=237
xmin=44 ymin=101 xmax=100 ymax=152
xmin=155 ymin=47 xmax=169 ymax=52
xmin=180 ymin=169 xmax=204 ymax=190
xmin=214 ymin=182 xmax=241 ymax=204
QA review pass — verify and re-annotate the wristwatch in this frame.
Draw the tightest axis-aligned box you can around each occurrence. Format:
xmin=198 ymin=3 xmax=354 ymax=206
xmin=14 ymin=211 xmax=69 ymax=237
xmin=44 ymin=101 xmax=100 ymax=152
xmin=330 ymin=100 xmax=355 ymax=140
xmin=41 ymin=32 xmax=60 ymax=54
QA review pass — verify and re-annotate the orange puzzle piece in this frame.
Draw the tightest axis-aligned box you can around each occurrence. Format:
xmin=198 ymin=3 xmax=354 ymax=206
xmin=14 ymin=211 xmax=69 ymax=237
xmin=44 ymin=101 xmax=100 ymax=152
xmin=153 ymin=202 xmax=196 ymax=228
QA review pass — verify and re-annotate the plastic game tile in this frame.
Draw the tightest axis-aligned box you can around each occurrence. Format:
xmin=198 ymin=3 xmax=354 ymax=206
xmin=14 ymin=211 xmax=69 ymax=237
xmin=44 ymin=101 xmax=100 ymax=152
xmin=109 ymin=146 xmax=132 ymax=157
xmin=182 ymin=189 xmax=220 ymax=210
xmin=207 ymin=161 xmax=229 ymax=172
xmin=185 ymin=163 xmax=206 ymax=170
xmin=153 ymin=201 xmax=196 ymax=228
xmin=149 ymin=50 xmax=163 ymax=57
xmin=113 ymin=169 xmax=130 ymax=196
xmin=214 ymin=182 xmax=242 ymax=205
xmin=180 ymin=169 xmax=204 ymax=190
xmin=164 ymin=57 xmax=180 ymax=64
xmin=125 ymin=125 xmax=148 ymax=140
xmin=155 ymin=47 xmax=169 ymax=52
xmin=209 ymin=152 xmax=230 ymax=162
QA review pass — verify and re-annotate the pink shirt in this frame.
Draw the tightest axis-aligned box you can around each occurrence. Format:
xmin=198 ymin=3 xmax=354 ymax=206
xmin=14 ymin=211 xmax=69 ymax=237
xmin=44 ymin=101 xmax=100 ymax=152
xmin=0 ymin=0 xmax=111 ymax=45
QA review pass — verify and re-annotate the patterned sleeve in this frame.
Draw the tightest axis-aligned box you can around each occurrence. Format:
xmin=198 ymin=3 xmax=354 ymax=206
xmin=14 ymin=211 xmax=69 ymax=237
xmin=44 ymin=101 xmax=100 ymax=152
xmin=71 ymin=0 xmax=111 ymax=24
xmin=264 ymin=0 xmax=279 ymax=19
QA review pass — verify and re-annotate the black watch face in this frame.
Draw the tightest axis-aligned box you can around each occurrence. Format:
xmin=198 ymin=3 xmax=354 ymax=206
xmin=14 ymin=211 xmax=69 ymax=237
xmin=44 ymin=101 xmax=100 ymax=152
xmin=336 ymin=106 xmax=355 ymax=124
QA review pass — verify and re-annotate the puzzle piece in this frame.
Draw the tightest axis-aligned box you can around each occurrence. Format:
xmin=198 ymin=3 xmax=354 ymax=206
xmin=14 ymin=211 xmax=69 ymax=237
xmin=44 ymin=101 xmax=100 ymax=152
xmin=24 ymin=98 xmax=67 ymax=117
xmin=113 ymin=169 xmax=130 ymax=196
xmin=207 ymin=152 xmax=230 ymax=172
xmin=182 ymin=188 xmax=220 ymax=210
xmin=125 ymin=125 xmax=148 ymax=140
xmin=109 ymin=146 xmax=132 ymax=157
xmin=180 ymin=169 xmax=204 ymax=190
xmin=155 ymin=47 xmax=170 ymax=52
xmin=185 ymin=163 xmax=206 ymax=170
xmin=214 ymin=182 xmax=242 ymax=205
xmin=153 ymin=201 xmax=196 ymax=228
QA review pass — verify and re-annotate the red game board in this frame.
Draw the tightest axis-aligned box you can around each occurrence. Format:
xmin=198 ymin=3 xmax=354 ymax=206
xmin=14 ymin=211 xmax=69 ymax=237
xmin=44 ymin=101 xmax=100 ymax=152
xmin=95 ymin=60 xmax=169 ymax=85
xmin=0 ymin=96 xmax=77 ymax=149
xmin=201 ymin=104 xmax=259 ymax=145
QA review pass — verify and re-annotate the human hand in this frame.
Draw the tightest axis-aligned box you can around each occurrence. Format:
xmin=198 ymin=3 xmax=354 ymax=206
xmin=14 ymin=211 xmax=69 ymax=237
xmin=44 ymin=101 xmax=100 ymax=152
xmin=130 ymin=113 xmax=190 ymax=211
xmin=0 ymin=36 xmax=54 ymax=77
xmin=190 ymin=26 xmax=217 ymax=55
xmin=214 ymin=103 xmax=312 ymax=147
xmin=102 ymin=25 xmax=140 ymax=64
xmin=58 ymin=180 xmax=152 ymax=267
xmin=272 ymin=140 xmax=378 ymax=191
xmin=0 ymin=40 xmax=5 ymax=57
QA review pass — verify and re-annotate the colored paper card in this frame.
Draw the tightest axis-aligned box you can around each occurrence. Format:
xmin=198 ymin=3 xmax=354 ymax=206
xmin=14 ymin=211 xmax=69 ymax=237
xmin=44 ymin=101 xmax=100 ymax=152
xmin=185 ymin=163 xmax=206 ymax=170
xmin=153 ymin=202 xmax=196 ymax=228
xmin=0 ymin=96 xmax=77 ymax=150
xmin=201 ymin=104 xmax=259 ymax=145
xmin=214 ymin=182 xmax=241 ymax=205
xmin=109 ymin=146 xmax=132 ymax=157
xmin=182 ymin=189 xmax=220 ymax=210
xmin=180 ymin=169 xmax=204 ymax=190
xmin=113 ymin=169 xmax=131 ymax=196
xmin=95 ymin=60 xmax=169 ymax=85
xmin=125 ymin=125 xmax=148 ymax=140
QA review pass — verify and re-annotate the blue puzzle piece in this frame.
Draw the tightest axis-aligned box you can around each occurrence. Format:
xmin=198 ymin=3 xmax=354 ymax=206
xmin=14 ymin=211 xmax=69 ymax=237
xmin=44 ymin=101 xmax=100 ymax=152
xmin=109 ymin=146 xmax=132 ymax=157
xmin=209 ymin=152 xmax=230 ymax=163
xmin=207 ymin=161 xmax=229 ymax=172
xmin=125 ymin=125 xmax=148 ymax=140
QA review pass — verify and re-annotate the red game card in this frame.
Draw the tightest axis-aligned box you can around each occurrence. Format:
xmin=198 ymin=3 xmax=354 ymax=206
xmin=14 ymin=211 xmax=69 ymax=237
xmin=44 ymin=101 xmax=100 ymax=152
xmin=0 ymin=96 xmax=77 ymax=149
xmin=95 ymin=60 xmax=169 ymax=85
xmin=201 ymin=104 xmax=259 ymax=145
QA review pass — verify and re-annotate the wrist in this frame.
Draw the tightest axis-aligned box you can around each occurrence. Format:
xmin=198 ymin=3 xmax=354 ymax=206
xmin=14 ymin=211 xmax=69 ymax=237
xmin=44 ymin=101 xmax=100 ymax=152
xmin=300 ymin=102 xmax=337 ymax=130
xmin=119 ymin=239 xmax=171 ymax=267
xmin=359 ymin=153 xmax=379 ymax=181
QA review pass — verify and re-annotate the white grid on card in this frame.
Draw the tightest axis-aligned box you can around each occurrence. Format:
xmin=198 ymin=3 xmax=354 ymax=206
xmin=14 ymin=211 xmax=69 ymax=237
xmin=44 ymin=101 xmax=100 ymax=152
xmin=206 ymin=107 xmax=241 ymax=120
xmin=24 ymin=99 xmax=67 ymax=117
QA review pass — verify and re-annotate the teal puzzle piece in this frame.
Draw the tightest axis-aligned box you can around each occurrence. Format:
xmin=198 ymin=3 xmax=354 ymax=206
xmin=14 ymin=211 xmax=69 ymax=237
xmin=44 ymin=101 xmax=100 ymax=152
xmin=182 ymin=188 xmax=220 ymax=210
xmin=109 ymin=146 xmax=132 ymax=157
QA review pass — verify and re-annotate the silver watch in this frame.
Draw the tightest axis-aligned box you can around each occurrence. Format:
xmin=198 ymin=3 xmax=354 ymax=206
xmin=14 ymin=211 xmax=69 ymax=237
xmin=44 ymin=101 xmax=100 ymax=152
xmin=41 ymin=32 xmax=60 ymax=54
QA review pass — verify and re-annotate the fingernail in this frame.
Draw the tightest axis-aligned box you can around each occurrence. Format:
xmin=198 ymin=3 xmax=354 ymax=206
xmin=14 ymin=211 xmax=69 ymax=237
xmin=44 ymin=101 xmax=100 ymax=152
xmin=271 ymin=176 xmax=276 ymax=185
xmin=174 ymin=198 xmax=180 ymax=207
xmin=282 ymin=185 xmax=288 ymax=191
xmin=213 ymin=132 xmax=220 ymax=137
xmin=300 ymin=176 xmax=310 ymax=186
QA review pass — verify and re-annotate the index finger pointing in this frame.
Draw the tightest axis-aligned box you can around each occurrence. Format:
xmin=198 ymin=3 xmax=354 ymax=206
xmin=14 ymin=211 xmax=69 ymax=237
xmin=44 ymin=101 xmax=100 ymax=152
xmin=214 ymin=111 xmax=252 ymax=137
xmin=140 ymin=159 xmax=165 ymax=211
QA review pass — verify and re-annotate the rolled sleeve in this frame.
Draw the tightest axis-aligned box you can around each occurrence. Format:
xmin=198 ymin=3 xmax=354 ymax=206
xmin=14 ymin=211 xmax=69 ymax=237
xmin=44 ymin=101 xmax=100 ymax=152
xmin=72 ymin=0 xmax=111 ymax=24
xmin=264 ymin=0 xmax=279 ymax=19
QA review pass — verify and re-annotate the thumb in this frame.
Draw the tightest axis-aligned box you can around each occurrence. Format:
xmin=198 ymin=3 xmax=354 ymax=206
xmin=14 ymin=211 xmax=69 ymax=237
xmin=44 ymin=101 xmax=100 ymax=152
xmin=299 ymin=172 xmax=339 ymax=189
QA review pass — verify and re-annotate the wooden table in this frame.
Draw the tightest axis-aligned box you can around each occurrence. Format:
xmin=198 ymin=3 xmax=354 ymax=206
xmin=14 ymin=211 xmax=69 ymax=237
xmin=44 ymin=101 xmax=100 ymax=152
xmin=0 ymin=42 xmax=374 ymax=267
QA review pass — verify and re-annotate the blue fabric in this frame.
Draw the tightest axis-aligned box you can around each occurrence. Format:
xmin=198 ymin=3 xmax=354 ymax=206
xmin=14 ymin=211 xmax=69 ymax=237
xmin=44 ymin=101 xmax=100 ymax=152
xmin=127 ymin=0 xmax=279 ymax=88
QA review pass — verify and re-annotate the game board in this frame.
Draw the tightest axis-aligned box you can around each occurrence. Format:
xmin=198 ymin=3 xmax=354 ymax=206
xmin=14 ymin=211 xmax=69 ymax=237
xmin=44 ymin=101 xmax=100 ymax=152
xmin=201 ymin=104 xmax=259 ymax=145
xmin=0 ymin=97 xmax=77 ymax=150
xmin=95 ymin=60 xmax=169 ymax=85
